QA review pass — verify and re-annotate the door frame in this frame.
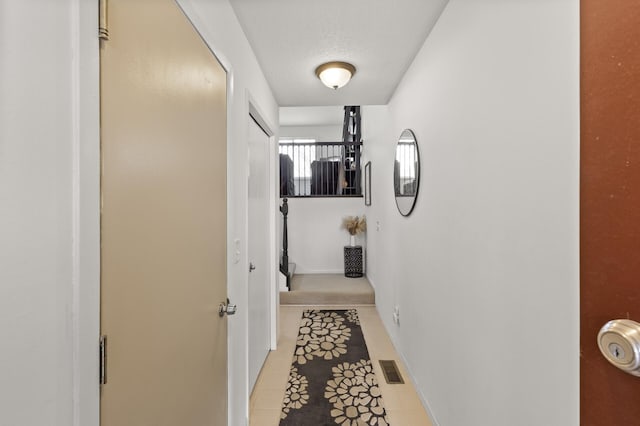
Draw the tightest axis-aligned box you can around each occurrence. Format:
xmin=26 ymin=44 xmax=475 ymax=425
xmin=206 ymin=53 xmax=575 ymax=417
xmin=71 ymin=2 xmax=240 ymax=425
xmin=71 ymin=2 xmax=101 ymax=426
xmin=247 ymin=98 xmax=279 ymax=351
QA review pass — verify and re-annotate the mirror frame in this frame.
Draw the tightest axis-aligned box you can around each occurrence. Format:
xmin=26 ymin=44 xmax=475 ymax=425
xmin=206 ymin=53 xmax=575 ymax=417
xmin=393 ymin=129 xmax=420 ymax=217
xmin=364 ymin=161 xmax=372 ymax=206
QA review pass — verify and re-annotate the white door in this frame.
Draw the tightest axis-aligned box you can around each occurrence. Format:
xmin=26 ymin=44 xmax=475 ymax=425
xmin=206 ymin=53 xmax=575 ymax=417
xmin=100 ymin=0 xmax=228 ymax=424
xmin=248 ymin=116 xmax=271 ymax=391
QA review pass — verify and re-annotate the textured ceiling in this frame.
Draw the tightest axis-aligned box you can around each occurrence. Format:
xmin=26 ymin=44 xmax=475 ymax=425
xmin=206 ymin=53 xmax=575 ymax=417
xmin=229 ymin=0 xmax=449 ymax=106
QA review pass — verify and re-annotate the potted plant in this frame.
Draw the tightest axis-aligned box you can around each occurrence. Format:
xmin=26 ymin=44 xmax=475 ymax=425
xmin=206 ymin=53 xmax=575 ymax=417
xmin=342 ymin=215 xmax=366 ymax=246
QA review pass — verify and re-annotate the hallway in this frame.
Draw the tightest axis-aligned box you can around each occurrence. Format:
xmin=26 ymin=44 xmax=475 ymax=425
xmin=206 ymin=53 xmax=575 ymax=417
xmin=250 ymin=305 xmax=432 ymax=426
xmin=2 ymin=0 xmax=591 ymax=424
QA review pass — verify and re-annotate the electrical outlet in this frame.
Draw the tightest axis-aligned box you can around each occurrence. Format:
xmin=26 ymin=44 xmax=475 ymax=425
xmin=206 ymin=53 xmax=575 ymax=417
xmin=393 ymin=305 xmax=400 ymax=325
xmin=376 ymin=221 xmax=381 ymax=231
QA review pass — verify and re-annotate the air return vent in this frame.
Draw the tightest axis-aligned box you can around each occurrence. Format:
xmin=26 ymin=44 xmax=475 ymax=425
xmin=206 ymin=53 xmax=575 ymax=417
xmin=379 ymin=360 xmax=404 ymax=384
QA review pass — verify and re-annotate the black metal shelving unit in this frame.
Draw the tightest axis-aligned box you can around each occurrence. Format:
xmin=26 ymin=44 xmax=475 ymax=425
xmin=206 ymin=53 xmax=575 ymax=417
xmin=342 ymin=106 xmax=362 ymax=196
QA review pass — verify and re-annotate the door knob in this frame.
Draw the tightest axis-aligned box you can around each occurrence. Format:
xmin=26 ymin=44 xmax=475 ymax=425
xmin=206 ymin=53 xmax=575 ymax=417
xmin=597 ymin=319 xmax=640 ymax=377
xmin=249 ymin=262 xmax=256 ymax=272
xmin=218 ymin=298 xmax=237 ymax=317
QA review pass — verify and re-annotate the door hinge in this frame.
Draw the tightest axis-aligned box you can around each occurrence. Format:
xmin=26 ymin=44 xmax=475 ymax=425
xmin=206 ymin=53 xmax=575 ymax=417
xmin=99 ymin=0 xmax=109 ymax=40
xmin=99 ymin=335 xmax=107 ymax=385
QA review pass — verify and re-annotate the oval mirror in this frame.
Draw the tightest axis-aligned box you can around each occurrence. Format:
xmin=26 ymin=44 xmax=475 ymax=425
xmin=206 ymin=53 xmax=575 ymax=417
xmin=393 ymin=129 xmax=420 ymax=216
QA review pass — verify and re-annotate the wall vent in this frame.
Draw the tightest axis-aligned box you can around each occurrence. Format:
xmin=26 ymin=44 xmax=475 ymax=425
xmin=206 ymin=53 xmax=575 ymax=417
xmin=379 ymin=360 xmax=404 ymax=384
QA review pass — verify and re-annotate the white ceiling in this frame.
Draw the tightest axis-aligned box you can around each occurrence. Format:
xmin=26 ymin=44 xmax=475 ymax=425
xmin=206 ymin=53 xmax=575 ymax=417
xmin=229 ymin=0 xmax=449 ymax=107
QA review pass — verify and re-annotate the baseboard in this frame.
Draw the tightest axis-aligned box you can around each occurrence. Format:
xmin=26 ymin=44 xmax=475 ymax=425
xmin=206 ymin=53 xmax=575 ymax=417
xmin=365 ymin=274 xmax=376 ymax=290
xmin=374 ymin=303 xmax=441 ymax=426
xmin=294 ymin=269 xmax=343 ymax=275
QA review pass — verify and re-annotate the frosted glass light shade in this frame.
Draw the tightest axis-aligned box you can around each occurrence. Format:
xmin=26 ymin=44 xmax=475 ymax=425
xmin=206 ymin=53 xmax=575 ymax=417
xmin=315 ymin=62 xmax=356 ymax=90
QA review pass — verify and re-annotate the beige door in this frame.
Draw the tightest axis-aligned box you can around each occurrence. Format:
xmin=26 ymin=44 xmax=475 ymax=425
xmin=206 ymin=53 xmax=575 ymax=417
xmin=100 ymin=0 xmax=228 ymax=425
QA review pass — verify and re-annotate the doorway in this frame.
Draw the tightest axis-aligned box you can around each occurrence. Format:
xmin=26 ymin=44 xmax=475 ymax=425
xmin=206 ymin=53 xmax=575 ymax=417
xmin=248 ymin=113 xmax=273 ymax=392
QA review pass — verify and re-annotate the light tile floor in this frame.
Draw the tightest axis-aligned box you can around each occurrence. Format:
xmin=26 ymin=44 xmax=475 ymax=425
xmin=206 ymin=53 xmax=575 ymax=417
xmin=249 ymin=305 xmax=433 ymax=426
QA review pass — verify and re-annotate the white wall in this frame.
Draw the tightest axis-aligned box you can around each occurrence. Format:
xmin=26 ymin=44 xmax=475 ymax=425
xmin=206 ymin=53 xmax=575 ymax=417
xmin=0 ymin=1 xmax=99 ymax=425
xmin=279 ymin=123 xmax=366 ymax=274
xmin=280 ymin=124 xmax=342 ymax=141
xmin=0 ymin=1 xmax=278 ymax=425
xmin=286 ymin=198 xmax=365 ymax=274
xmin=364 ymin=1 xmax=580 ymax=425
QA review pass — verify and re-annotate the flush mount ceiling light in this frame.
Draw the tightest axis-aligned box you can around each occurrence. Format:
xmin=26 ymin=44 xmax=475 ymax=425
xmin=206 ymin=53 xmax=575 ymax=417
xmin=315 ymin=61 xmax=356 ymax=90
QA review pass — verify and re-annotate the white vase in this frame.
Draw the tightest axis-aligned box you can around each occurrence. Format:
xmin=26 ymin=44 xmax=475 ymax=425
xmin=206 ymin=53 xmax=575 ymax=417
xmin=350 ymin=235 xmax=356 ymax=246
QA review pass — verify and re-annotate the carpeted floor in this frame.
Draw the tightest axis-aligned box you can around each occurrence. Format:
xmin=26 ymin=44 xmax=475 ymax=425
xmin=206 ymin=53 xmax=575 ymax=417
xmin=280 ymin=274 xmax=375 ymax=305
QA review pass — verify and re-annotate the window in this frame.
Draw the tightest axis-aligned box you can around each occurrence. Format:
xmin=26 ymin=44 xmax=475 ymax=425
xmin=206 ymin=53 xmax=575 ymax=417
xmin=279 ymin=139 xmax=362 ymax=197
xmin=395 ymin=139 xmax=417 ymax=195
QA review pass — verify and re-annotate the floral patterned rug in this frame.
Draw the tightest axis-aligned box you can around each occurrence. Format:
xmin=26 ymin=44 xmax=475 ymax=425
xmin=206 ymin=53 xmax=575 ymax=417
xmin=279 ymin=309 xmax=390 ymax=426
